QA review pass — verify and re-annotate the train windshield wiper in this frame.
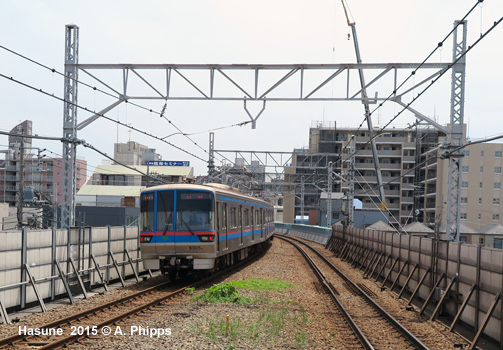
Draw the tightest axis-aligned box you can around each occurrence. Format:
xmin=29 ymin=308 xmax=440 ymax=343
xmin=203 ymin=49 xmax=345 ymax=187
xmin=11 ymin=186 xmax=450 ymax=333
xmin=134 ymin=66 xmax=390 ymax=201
xmin=181 ymin=218 xmax=195 ymax=235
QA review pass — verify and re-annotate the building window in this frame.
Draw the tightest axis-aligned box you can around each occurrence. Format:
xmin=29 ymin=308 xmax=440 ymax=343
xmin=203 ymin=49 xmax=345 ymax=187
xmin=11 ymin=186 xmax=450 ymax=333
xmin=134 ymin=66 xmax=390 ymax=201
xmin=493 ymin=214 xmax=500 ymax=221
xmin=496 ymin=167 xmax=502 ymax=174
xmin=495 ymin=238 xmax=503 ymax=249
xmin=479 ymin=198 xmax=482 ymax=205
xmin=461 ymin=181 xmax=468 ymax=188
xmin=463 ymin=150 xmax=470 ymax=157
xmin=383 ymin=146 xmax=390 ymax=151
xmin=481 ymin=150 xmax=484 ymax=157
xmin=480 ymin=182 xmax=483 ymax=189
xmin=495 ymin=182 xmax=501 ymax=190
xmin=479 ymin=237 xmax=485 ymax=245
xmin=494 ymin=198 xmax=500 ymax=205
xmin=496 ymin=151 xmax=502 ymax=158
xmin=478 ymin=213 xmax=481 ymax=220
xmin=460 ymin=213 xmax=467 ymax=220
xmin=462 ymin=166 xmax=469 ymax=172
xmin=460 ymin=197 xmax=467 ymax=204
xmin=480 ymin=166 xmax=483 ymax=173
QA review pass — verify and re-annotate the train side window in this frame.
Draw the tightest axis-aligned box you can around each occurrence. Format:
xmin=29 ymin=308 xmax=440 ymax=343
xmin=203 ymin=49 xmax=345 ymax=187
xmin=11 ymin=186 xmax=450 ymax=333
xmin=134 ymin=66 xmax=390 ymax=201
xmin=222 ymin=204 xmax=227 ymax=230
xmin=244 ymin=209 xmax=249 ymax=226
xmin=230 ymin=207 xmax=236 ymax=228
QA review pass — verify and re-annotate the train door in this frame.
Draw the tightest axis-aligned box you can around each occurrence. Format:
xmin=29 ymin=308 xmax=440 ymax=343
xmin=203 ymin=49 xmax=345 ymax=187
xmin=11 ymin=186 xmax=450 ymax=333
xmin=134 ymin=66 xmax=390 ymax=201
xmin=239 ymin=205 xmax=243 ymax=245
xmin=223 ymin=203 xmax=228 ymax=250
xmin=216 ymin=201 xmax=221 ymax=252
xmin=260 ymin=209 xmax=265 ymax=240
xmin=250 ymin=208 xmax=254 ymax=241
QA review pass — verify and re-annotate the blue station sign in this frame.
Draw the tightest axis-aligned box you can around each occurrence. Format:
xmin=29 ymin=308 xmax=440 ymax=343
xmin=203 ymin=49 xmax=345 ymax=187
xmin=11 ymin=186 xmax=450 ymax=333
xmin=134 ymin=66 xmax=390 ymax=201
xmin=146 ymin=161 xmax=190 ymax=166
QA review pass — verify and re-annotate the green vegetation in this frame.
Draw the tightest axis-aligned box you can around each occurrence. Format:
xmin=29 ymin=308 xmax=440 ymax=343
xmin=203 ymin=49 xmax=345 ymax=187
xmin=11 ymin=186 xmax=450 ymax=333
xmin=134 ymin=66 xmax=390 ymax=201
xmin=184 ymin=287 xmax=195 ymax=295
xmin=191 ymin=282 xmax=253 ymax=304
xmin=191 ymin=279 xmax=315 ymax=348
xmin=190 ymin=279 xmax=295 ymax=305
xmin=228 ymin=278 xmax=294 ymax=292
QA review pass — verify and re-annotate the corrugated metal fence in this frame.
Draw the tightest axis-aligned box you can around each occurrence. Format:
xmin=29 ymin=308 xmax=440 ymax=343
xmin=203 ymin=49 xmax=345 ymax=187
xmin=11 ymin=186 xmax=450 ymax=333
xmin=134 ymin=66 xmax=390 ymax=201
xmin=0 ymin=226 xmax=144 ymax=323
xmin=326 ymin=225 xmax=502 ymax=347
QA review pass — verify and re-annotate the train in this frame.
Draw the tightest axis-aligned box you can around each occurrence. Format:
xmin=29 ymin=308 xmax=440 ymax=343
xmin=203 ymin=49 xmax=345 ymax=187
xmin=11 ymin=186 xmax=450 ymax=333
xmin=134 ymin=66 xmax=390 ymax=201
xmin=139 ymin=183 xmax=274 ymax=278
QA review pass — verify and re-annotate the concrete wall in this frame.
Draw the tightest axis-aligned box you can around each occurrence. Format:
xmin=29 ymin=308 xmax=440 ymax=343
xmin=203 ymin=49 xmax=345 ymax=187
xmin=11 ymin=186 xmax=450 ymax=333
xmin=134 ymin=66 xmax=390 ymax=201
xmin=0 ymin=226 xmax=143 ymax=312
xmin=329 ymin=225 xmax=503 ymax=344
xmin=275 ymin=223 xmax=331 ymax=245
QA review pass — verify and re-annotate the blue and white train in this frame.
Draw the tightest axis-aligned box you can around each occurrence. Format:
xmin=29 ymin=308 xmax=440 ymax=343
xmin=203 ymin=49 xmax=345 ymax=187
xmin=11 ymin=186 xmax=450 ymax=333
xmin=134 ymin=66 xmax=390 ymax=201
xmin=139 ymin=183 xmax=274 ymax=277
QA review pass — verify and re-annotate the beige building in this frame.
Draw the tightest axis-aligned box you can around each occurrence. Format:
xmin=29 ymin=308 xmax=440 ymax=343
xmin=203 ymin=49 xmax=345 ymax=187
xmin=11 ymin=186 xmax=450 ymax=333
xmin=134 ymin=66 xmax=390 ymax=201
xmin=114 ymin=141 xmax=161 ymax=166
xmin=284 ymin=121 xmax=503 ymax=231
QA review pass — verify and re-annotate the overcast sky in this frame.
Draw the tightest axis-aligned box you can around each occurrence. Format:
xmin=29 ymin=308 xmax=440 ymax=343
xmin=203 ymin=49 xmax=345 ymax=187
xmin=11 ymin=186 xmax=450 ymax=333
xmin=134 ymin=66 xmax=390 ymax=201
xmin=1 ymin=0 xmax=502 ymax=177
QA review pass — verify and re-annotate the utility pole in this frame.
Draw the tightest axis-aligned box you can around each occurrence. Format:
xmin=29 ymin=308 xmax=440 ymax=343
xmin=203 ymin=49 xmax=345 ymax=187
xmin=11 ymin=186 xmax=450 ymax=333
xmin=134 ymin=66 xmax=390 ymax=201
xmin=300 ymin=175 xmax=305 ymax=221
xmin=17 ymin=138 xmax=25 ymax=228
xmin=341 ymin=1 xmax=386 ymax=210
xmin=208 ymin=132 xmax=215 ymax=182
xmin=53 ymin=183 xmax=58 ymax=229
xmin=61 ymin=24 xmax=79 ymax=229
xmin=347 ymin=135 xmax=355 ymax=227
xmin=326 ymin=162 xmax=333 ymax=226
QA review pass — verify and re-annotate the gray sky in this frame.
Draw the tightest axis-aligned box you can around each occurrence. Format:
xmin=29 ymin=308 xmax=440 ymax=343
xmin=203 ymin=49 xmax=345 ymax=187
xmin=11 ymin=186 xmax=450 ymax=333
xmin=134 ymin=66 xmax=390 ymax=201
xmin=1 ymin=0 xmax=502 ymax=177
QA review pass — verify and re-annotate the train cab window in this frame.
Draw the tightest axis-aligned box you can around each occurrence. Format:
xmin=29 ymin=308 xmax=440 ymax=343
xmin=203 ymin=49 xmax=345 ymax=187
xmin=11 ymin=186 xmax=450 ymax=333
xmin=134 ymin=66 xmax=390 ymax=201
xmin=140 ymin=192 xmax=155 ymax=232
xmin=176 ymin=191 xmax=214 ymax=231
xmin=157 ymin=190 xmax=174 ymax=232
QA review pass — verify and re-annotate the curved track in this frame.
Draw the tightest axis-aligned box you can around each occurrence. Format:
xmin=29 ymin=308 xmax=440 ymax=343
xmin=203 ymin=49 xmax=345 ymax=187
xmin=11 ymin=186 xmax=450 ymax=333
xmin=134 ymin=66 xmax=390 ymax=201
xmin=277 ymin=234 xmax=429 ymax=350
xmin=0 ymin=247 xmax=268 ymax=350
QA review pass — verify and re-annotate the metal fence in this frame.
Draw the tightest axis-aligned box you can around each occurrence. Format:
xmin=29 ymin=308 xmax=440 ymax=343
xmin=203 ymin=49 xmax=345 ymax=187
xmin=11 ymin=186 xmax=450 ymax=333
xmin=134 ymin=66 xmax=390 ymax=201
xmin=0 ymin=226 xmax=146 ymax=324
xmin=327 ymin=225 xmax=503 ymax=347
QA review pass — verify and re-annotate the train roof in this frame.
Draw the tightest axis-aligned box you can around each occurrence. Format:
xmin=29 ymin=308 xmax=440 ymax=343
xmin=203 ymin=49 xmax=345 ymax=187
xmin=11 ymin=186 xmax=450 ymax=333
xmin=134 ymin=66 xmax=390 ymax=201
xmin=141 ymin=183 xmax=272 ymax=206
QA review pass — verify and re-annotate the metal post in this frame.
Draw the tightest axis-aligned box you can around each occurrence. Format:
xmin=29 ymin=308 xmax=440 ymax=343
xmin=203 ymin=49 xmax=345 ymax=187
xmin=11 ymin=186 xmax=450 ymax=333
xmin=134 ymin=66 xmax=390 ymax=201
xmin=445 ymin=20 xmax=467 ymax=242
xmin=17 ymin=139 xmax=25 ymax=228
xmin=20 ymin=228 xmax=27 ymax=309
xmin=300 ymin=175 xmax=305 ymax=221
xmin=326 ymin=162 xmax=333 ymax=226
xmin=208 ymin=132 xmax=215 ymax=182
xmin=61 ymin=24 xmax=79 ymax=229
xmin=348 ymin=135 xmax=355 ymax=227
xmin=53 ymin=183 xmax=58 ymax=228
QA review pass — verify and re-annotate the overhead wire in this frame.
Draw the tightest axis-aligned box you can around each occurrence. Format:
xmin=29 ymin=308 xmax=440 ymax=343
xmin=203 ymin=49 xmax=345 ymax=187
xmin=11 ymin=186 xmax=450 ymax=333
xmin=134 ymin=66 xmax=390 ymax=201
xmin=337 ymin=0 xmax=488 ymax=165
xmin=0 ymin=71 xmax=208 ymax=163
xmin=0 ymin=44 xmax=235 ymax=165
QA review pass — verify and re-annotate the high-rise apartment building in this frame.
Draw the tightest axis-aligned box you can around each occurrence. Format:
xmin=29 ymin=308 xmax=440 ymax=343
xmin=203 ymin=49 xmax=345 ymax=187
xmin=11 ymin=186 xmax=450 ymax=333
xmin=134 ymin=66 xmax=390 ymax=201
xmin=284 ymin=121 xmax=503 ymax=230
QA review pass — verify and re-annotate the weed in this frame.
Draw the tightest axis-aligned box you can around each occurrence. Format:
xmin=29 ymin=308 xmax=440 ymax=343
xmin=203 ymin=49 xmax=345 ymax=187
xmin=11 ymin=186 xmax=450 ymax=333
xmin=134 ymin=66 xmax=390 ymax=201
xmin=296 ymin=332 xmax=307 ymax=348
xmin=229 ymin=279 xmax=294 ymax=292
xmin=184 ymin=287 xmax=195 ymax=295
xmin=191 ymin=282 xmax=252 ymax=304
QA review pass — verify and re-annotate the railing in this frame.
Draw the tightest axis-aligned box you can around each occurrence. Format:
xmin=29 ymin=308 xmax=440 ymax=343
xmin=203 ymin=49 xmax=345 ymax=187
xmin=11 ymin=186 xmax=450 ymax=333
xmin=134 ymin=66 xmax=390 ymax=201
xmin=0 ymin=226 xmax=149 ymax=323
xmin=275 ymin=223 xmax=331 ymax=245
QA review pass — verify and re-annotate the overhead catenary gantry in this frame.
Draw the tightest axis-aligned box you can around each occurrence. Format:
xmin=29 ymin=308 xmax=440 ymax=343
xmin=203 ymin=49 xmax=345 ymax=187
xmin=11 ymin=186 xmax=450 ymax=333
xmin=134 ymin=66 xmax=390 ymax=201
xmin=62 ymin=23 xmax=466 ymax=242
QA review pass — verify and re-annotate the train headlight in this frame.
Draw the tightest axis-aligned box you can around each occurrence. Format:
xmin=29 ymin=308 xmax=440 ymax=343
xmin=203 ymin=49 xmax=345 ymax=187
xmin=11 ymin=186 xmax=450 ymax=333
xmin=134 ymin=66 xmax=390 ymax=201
xmin=199 ymin=235 xmax=215 ymax=242
xmin=141 ymin=236 xmax=152 ymax=243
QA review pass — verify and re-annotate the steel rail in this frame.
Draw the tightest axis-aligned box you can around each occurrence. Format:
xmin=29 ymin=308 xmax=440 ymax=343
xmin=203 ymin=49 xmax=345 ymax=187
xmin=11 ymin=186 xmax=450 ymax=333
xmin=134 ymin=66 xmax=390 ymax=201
xmin=276 ymin=236 xmax=374 ymax=350
xmin=0 ymin=246 xmax=268 ymax=349
xmin=278 ymin=234 xmax=429 ymax=350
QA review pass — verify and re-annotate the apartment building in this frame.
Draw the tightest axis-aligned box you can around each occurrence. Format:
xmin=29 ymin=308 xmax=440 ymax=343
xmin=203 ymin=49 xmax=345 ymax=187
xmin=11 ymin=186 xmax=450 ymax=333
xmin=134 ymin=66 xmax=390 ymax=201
xmin=0 ymin=120 xmax=87 ymax=206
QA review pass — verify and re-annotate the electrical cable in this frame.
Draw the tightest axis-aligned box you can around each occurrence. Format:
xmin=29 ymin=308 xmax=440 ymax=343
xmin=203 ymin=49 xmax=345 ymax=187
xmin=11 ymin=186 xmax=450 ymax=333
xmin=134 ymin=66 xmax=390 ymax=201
xmin=0 ymin=72 xmax=208 ymax=163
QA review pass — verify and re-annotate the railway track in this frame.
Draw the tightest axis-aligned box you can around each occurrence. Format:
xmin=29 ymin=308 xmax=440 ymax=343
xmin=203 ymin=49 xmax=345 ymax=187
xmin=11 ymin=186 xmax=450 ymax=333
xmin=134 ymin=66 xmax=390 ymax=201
xmin=277 ymin=234 xmax=429 ymax=350
xmin=0 ymin=248 xmax=267 ymax=349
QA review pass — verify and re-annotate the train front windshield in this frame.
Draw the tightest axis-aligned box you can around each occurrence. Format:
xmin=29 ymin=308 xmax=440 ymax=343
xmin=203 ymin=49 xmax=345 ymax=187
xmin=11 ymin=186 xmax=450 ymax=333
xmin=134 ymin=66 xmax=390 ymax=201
xmin=140 ymin=190 xmax=214 ymax=232
xmin=177 ymin=191 xmax=214 ymax=231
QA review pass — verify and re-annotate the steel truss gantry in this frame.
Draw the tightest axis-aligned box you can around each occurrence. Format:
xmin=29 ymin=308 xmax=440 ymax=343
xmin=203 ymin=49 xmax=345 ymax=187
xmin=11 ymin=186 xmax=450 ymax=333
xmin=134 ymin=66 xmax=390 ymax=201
xmin=62 ymin=23 xmax=466 ymax=240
